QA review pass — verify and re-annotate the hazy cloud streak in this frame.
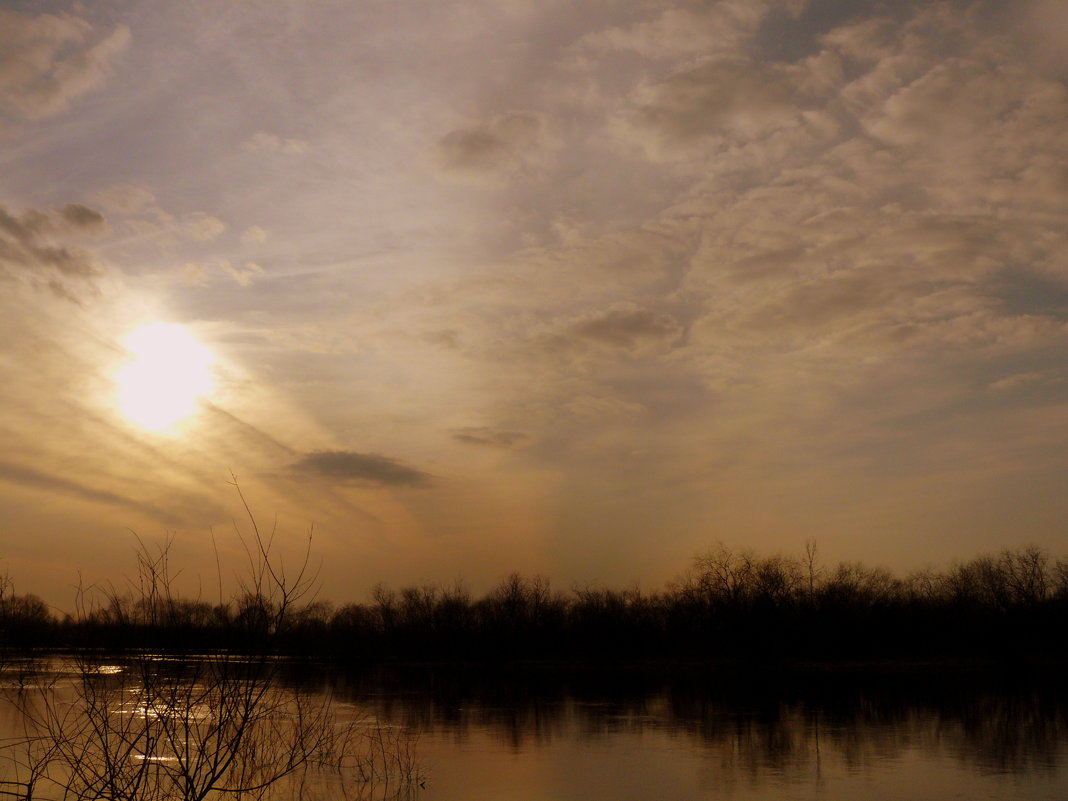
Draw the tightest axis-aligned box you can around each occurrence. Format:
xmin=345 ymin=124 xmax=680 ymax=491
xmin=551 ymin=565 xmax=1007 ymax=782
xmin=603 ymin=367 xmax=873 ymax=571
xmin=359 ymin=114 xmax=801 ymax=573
xmin=292 ymin=451 xmax=433 ymax=488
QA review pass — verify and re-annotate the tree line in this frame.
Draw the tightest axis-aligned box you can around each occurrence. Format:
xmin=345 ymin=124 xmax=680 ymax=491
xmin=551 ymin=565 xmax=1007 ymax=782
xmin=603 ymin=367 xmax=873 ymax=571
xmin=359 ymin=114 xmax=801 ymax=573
xmin=3 ymin=543 xmax=1068 ymax=663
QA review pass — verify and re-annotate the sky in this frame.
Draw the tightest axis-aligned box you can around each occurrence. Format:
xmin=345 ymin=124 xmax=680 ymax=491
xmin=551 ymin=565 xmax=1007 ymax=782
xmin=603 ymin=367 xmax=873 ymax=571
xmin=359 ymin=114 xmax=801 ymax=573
xmin=2 ymin=0 xmax=1067 ymax=609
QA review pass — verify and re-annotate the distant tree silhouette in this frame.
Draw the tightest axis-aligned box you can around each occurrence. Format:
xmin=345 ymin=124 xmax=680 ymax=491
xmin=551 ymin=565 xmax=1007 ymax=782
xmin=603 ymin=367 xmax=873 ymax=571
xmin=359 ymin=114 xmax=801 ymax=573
xmin=6 ymin=542 xmax=1068 ymax=665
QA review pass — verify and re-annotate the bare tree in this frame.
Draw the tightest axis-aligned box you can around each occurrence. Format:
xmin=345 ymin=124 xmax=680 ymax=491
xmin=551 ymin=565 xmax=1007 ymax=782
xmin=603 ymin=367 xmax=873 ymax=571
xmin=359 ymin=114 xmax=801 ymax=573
xmin=803 ymin=540 xmax=820 ymax=600
xmin=9 ymin=482 xmax=419 ymax=801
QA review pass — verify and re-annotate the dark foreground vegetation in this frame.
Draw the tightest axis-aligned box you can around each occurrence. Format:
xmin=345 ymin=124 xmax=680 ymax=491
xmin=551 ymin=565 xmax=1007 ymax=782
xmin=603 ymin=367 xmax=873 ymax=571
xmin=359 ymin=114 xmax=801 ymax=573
xmin=4 ymin=543 xmax=1068 ymax=665
xmin=0 ymin=497 xmax=419 ymax=801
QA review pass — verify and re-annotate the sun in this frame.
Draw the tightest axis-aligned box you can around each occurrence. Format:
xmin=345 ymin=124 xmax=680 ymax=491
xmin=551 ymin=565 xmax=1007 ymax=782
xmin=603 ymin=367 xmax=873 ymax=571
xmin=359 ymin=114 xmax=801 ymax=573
xmin=115 ymin=323 xmax=216 ymax=432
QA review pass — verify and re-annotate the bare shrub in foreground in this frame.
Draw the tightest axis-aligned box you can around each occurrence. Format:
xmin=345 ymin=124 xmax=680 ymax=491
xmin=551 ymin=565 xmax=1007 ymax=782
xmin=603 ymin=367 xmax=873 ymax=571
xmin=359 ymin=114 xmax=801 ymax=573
xmin=7 ymin=482 xmax=419 ymax=801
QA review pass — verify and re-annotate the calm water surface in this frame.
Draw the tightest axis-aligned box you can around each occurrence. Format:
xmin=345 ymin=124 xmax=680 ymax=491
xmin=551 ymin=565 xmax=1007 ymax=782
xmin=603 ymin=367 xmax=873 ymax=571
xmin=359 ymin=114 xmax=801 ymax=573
xmin=341 ymin=666 xmax=1068 ymax=801
xmin=3 ymin=660 xmax=1067 ymax=800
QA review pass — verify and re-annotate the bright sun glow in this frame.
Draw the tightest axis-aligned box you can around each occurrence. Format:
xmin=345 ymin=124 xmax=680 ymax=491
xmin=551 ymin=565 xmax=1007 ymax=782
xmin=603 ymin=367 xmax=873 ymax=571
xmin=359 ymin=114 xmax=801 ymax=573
xmin=116 ymin=323 xmax=215 ymax=432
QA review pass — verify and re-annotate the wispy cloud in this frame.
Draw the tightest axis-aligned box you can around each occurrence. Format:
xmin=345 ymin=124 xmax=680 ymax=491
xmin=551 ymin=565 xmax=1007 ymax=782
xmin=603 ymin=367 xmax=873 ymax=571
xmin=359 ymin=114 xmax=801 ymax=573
xmin=3 ymin=0 xmax=1068 ymax=602
xmin=0 ymin=459 xmax=165 ymax=519
xmin=0 ymin=202 xmax=109 ymax=296
xmin=242 ymin=131 xmax=310 ymax=155
xmin=453 ymin=428 xmax=531 ymax=449
xmin=291 ymin=451 xmax=432 ymax=488
xmin=436 ymin=110 xmax=549 ymax=178
xmin=0 ymin=9 xmax=130 ymax=132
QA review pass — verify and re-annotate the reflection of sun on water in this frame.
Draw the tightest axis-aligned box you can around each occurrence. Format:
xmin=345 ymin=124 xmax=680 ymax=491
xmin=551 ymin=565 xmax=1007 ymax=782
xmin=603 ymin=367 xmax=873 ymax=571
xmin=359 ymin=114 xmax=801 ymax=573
xmin=115 ymin=323 xmax=215 ymax=432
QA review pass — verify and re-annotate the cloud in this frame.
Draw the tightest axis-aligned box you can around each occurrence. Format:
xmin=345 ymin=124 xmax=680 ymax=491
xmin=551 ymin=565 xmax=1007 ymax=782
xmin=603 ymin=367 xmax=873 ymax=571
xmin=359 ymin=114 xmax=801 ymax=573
xmin=564 ymin=305 xmax=683 ymax=351
xmin=436 ymin=110 xmax=548 ymax=176
xmin=452 ymin=428 xmax=532 ymax=449
xmin=619 ymin=56 xmax=800 ymax=158
xmin=579 ymin=1 xmax=774 ymax=60
xmin=863 ymin=58 xmax=1027 ymax=149
xmin=499 ymin=219 xmax=702 ymax=306
xmin=0 ymin=203 xmax=107 ymax=289
xmin=88 ymin=184 xmax=237 ymax=255
xmin=180 ymin=262 xmax=209 ymax=287
xmin=0 ymin=9 xmax=129 ymax=132
xmin=987 ymin=371 xmax=1062 ymax=393
xmin=225 ymin=261 xmax=265 ymax=286
xmin=564 ymin=395 xmax=647 ymax=421
xmin=993 ymin=270 xmax=1068 ymax=319
xmin=1016 ymin=0 xmax=1068 ymax=76
xmin=89 ymin=184 xmax=162 ymax=217
xmin=57 ymin=203 xmax=108 ymax=233
xmin=182 ymin=212 xmax=227 ymax=242
xmin=240 ymin=225 xmax=269 ymax=245
xmin=291 ymin=451 xmax=432 ymax=487
xmin=818 ymin=16 xmax=900 ymax=63
xmin=177 ymin=259 xmax=264 ymax=287
xmin=420 ymin=329 xmax=461 ymax=349
xmin=242 ymin=131 xmax=310 ymax=155
xmin=1 ymin=203 xmax=107 ymax=239
xmin=436 ymin=0 xmax=1068 ymax=542
xmin=0 ymin=460 xmax=166 ymax=520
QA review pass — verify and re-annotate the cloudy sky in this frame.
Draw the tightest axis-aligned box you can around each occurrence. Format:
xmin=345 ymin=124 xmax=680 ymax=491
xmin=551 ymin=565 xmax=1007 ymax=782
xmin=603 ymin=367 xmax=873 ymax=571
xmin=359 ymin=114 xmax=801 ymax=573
xmin=2 ymin=0 xmax=1067 ymax=607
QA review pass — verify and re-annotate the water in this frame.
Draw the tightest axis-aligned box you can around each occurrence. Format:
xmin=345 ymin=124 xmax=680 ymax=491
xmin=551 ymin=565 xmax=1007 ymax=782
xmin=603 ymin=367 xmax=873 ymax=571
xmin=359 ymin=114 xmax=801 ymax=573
xmin=3 ymin=659 xmax=1068 ymax=800
xmin=344 ymin=666 xmax=1068 ymax=801
xmin=409 ymin=706 xmax=1065 ymax=801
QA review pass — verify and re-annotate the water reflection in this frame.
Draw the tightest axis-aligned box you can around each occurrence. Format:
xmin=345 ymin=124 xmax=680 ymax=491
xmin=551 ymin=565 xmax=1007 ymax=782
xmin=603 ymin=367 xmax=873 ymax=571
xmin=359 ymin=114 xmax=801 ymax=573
xmin=337 ymin=665 xmax=1068 ymax=788
xmin=0 ymin=656 xmax=421 ymax=801
xmin=2 ymin=659 xmax=1067 ymax=800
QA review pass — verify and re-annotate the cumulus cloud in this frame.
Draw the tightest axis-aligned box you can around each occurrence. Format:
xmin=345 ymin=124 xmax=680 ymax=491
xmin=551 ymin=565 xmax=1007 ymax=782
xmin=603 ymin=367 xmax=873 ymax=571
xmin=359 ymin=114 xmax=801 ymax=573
xmin=452 ymin=428 xmax=532 ymax=449
xmin=436 ymin=110 xmax=548 ymax=176
xmin=291 ymin=451 xmax=432 ymax=487
xmin=0 ymin=203 xmax=108 ymax=289
xmin=0 ymin=9 xmax=129 ymax=132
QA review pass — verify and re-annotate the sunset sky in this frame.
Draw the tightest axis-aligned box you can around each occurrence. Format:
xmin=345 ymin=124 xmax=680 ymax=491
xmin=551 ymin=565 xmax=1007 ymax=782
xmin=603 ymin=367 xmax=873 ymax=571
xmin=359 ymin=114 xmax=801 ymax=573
xmin=2 ymin=0 xmax=1067 ymax=608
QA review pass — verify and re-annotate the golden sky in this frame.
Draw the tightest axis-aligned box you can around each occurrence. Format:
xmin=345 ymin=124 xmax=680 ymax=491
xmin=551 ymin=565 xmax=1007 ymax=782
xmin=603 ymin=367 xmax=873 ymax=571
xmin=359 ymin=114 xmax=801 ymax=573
xmin=2 ymin=0 xmax=1067 ymax=608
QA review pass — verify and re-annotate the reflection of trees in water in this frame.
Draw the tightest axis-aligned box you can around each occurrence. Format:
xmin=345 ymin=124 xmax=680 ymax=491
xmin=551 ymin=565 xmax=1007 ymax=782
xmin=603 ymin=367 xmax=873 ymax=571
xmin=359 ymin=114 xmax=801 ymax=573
xmin=666 ymin=672 xmax=1068 ymax=782
xmin=344 ymin=667 xmax=1068 ymax=778
xmin=353 ymin=685 xmax=570 ymax=752
xmin=944 ymin=688 xmax=1067 ymax=774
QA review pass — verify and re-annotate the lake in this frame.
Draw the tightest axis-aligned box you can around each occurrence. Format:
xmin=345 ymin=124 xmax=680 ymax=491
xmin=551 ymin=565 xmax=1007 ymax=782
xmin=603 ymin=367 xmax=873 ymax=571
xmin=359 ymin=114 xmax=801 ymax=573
xmin=341 ymin=664 xmax=1068 ymax=801
xmin=3 ymin=658 xmax=1067 ymax=800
